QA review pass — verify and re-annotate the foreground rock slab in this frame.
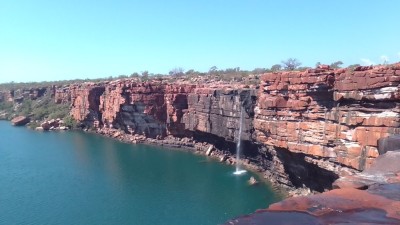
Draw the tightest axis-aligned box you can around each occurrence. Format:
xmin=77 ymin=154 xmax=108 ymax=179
xmin=333 ymin=151 xmax=400 ymax=189
xmin=225 ymin=151 xmax=400 ymax=225
xmin=225 ymin=184 xmax=400 ymax=225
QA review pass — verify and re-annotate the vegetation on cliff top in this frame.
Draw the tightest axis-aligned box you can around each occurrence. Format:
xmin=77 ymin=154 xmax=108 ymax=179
xmin=0 ymin=58 xmax=350 ymax=89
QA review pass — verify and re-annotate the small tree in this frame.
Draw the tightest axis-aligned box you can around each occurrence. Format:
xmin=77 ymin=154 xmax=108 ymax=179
xmin=281 ymin=58 xmax=302 ymax=71
xmin=330 ymin=61 xmax=343 ymax=69
xmin=224 ymin=68 xmax=237 ymax=74
xmin=208 ymin=66 xmax=218 ymax=74
xmin=130 ymin=72 xmax=140 ymax=78
xmin=141 ymin=71 xmax=149 ymax=80
xmin=117 ymin=75 xmax=128 ymax=79
xmin=63 ymin=115 xmax=77 ymax=128
xmin=185 ymin=69 xmax=195 ymax=75
xmin=169 ymin=67 xmax=185 ymax=77
xmin=347 ymin=64 xmax=360 ymax=70
xmin=252 ymin=68 xmax=268 ymax=74
xmin=270 ymin=64 xmax=282 ymax=72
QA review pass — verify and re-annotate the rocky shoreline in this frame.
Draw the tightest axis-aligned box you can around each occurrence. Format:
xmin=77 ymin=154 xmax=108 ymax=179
xmin=8 ymin=119 xmax=318 ymax=197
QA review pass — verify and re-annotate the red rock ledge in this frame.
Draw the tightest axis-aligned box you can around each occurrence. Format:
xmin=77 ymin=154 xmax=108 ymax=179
xmin=225 ymin=151 xmax=400 ymax=225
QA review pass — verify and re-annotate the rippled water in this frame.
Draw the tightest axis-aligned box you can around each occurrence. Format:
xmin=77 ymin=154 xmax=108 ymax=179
xmin=0 ymin=121 xmax=281 ymax=225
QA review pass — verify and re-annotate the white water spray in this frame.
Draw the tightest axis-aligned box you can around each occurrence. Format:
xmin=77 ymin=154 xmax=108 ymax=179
xmin=234 ymin=107 xmax=246 ymax=175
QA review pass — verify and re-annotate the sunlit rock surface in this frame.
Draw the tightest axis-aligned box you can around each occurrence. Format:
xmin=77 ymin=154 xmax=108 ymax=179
xmin=225 ymin=151 xmax=400 ymax=225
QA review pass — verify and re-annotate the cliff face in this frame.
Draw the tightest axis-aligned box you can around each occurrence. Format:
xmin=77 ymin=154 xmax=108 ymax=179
xmin=333 ymin=65 xmax=400 ymax=169
xmin=62 ymin=63 xmax=400 ymax=192
xmin=100 ymin=81 xmax=173 ymax=138
xmin=256 ymin=65 xmax=400 ymax=169
xmin=69 ymin=83 xmax=105 ymax=127
xmin=54 ymin=86 xmax=71 ymax=104
xmin=73 ymin=80 xmax=255 ymax=143
xmin=182 ymin=87 xmax=256 ymax=142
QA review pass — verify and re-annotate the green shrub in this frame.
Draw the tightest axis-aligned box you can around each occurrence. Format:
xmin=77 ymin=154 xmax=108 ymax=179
xmin=63 ymin=115 xmax=77 ymax=128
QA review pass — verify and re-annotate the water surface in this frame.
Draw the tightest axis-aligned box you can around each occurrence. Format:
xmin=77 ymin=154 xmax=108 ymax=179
xmin=0 ymin=121 xmax=281 ymax=225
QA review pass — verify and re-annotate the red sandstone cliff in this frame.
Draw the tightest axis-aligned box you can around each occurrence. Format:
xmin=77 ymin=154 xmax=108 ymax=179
xmin=92 ymin=80 xmax=253 ymax=142
xmin=254 ymin=64 xmax=400 ymax=174
xmin=58 ymin=63 xmax=400 ymax=193
xmin=69 ymin=83 xmax=105 ymax=127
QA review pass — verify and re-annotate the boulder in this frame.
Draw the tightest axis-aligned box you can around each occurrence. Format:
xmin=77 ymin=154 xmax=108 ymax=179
xmin=206 ymin=145 xmax=214 ymax=156
xmin=378 ymin=135 xmax=400 ymax=154
xmin=333 ymin=151 xmax=400 ymax=189
xmin=113 ymin=132 xmax=121 ymax=138
xmin=317 ymin=64 xmax=330 ymax=70
xmin=41 ymin=122 xmax=51 ymax=130
xmin=59 ymin=126 xmax=68 ymax=130
xmin=0 ymin=112 xmax=8 ymax=119
xmin=220 ymin=155 xmax=228 ymax=162
xmin=248 ymin=176 xmax=259 ymax=185
xmin=11 ymin=116 xmax=30 ymax=126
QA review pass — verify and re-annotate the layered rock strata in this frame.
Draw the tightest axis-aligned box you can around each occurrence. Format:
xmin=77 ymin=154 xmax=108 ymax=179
xmin=254 ymin=64 xmax=400 ymax=190
xmin=69 ymin=83 xmax=105 ymax=127
xmin=67 ymin=80 xmax=256 ymax=145
xmin=56 ymin=63 xmax=400 ymax=193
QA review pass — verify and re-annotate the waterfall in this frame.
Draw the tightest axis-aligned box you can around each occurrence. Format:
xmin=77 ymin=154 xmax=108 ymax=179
xmin=323 ymin=107 xmax=328 ymax=142
xmin=234 ymin=106 xmax=246 ymax=175
xmin=335 ymin=103 xmax=341 ymax=142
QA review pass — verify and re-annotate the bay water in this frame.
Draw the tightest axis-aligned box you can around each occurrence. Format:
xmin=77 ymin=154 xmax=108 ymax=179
xmin=0 ymin=121 xmax=281 ymax=225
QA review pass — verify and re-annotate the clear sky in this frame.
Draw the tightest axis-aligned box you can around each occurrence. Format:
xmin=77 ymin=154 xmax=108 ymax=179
xmin=1 ymin=0 xmax=399 ymax=83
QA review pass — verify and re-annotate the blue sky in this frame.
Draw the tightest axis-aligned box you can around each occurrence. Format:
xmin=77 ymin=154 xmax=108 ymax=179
xmin=1 ymin=0 xmax=399 ymax=83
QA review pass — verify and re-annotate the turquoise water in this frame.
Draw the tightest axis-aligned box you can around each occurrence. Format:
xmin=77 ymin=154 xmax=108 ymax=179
xmin=0 ymin=121 xmax=281 ymax=225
